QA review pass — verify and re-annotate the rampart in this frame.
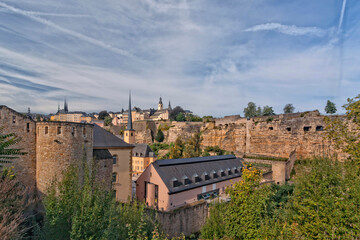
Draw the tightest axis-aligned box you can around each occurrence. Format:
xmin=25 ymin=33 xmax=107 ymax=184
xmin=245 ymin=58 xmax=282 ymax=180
xmin=36 ymin=121 xmax=93 ymax=194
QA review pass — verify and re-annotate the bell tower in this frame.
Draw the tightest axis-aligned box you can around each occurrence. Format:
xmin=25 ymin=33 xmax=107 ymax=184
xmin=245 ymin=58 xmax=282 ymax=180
xmin=124 ymin=91 xmax=135 ymax=144
xmin=158 ymin=97 xmax=163 ymax=110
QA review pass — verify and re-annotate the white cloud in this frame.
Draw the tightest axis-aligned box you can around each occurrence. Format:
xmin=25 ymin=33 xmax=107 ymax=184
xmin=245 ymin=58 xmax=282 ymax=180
xmin=244 ymin=23 xmax=328 ymax=37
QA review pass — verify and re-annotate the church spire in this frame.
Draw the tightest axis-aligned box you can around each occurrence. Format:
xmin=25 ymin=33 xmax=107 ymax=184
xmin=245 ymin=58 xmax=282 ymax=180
xmin=64 ymin=97 xmax=68 ymax=113
xmin=127 ymin=91 xmax=134 ymax=130
xmin=168 ymin=100 xmax=172 ymax=111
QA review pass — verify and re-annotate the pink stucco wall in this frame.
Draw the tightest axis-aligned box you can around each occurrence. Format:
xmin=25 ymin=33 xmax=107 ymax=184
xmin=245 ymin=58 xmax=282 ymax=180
xmin=136 ymin=165 xmax=242 ymax=211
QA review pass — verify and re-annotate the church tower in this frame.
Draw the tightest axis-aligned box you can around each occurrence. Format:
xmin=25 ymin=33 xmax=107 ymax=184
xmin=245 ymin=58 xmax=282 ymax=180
xmin=158 ymin=97 xmax=163 ymax=110
xmin=64 ymin=97 xmax=69 ymax=113
xmin=124 ymin=92 xmax=135 ymax=144
xmin=168 ymin=100 xmax=172 ymax=111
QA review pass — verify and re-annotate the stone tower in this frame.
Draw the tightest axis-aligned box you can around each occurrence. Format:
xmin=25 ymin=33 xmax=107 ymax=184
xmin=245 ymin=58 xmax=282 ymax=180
xmin=158 ymin=97 xmax=163 ymax=111
xmin=124 ymin=92 xmax=135 ymax=144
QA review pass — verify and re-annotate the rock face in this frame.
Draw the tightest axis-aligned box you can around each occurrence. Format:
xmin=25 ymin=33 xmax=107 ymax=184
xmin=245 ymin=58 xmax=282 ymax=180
xmin=133 ymin=111 xmax=345 ymax=160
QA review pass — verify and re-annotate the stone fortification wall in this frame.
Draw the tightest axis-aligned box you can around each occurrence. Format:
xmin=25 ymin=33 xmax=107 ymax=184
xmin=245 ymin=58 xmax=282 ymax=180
xmin=0 ymin=106 xmax=36 ymax=187
xmin=36 ymin=121 xmax=93 ymax=194
xmin=156 ymin=200 xmax=209 ymax=238
xmin=133 ymin=110 xmax=345 ymax=160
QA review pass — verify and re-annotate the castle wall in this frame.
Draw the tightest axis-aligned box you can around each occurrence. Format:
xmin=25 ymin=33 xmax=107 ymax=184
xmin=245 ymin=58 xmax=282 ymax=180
xmin=0 ymin=106 xmax=36 ymax=187
xmin=36 ymin=121 xmax=93 ymax=194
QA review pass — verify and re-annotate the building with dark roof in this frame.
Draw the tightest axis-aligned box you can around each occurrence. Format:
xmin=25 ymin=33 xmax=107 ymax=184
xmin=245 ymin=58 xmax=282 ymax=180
xmin=132 ymin=144 xmax=156 ymax=173
xmin=93 ymin=124 xmax=134 ymax=202
xmin=136 ymin=155 xmax=243 ymax=211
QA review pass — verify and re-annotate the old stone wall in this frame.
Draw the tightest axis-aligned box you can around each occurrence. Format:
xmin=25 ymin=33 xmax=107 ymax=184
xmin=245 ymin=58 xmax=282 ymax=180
xmin=93 ymin=158 xmax=112 ymax=191
xmin=133 ymin=110 xmax=345 ymax=160
xmin=0 ymin=106 xmax=36 ymax=187
xmin=36 ymin=121 xmax=93 ymax=194
xmin=156 ymin=200 xmax=209 ymax=238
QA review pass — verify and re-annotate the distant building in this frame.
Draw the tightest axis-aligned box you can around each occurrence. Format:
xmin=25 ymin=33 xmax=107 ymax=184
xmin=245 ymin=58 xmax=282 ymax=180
xmin=122 ymin=93 xmax=157 ymax=175
xmin=50 ymin=98 xmax=93 ymax=123
xmin=136 ymin=155 xmax=244 ymax=211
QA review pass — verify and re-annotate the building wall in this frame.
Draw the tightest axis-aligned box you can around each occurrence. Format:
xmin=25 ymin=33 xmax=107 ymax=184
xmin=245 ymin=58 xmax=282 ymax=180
xmin=132 ymin=156 xmax=156 ymax=173
xmin=109 ymin=148 xmax=132 ymax=202
xmin=0 ymin=106 xmax=36 ymax=187
xmin=93 ymin=157 xmax=112 ymax=191
xmin=36 ymin=122 xmax=93 ymax=194
xmin=136 ymin=164 xmax=242 ymax=211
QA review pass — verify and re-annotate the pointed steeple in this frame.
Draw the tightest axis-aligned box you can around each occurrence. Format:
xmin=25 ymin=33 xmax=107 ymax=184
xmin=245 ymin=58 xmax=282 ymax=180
xmin=57 ymin=104 xmax=60 ymax=113
xmin=127 ymin=91 xmax=134 ymax=130
xmin=64 ymin=97 xmax=68 ymax=113
xmin=168 ymin=100 xmax=172 ymax=111
xmin=158 ymin=96 xmax=163 ymax=110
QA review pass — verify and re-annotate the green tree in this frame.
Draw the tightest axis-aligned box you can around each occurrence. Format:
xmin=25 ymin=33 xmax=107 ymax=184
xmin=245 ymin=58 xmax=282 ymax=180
xmin=325 ymin=100 xmax=337 ymax=114
xmin=155 ymin=129 xmax=165 ymax=142
xmin=244 ymin=102 xmax=262 ymax=118
xmin=175 ymin=112 xmax=186 ymax=122
xmin=283 ymin=104 xmax=295 ymax=114
xmin=169 ymin=106 xmax=185 ymax=121
xmin=262 ymin=105 xmax=275 ymax=116
xmin=169 ymin=137 xmax=184 ymax=159
xmin=98 ymin=110 xmax=109 ymax=120
xmin=183 ymin=132 xmax=203 ymax=158
xmin=104 ymin=116 xmax=113 ymax=126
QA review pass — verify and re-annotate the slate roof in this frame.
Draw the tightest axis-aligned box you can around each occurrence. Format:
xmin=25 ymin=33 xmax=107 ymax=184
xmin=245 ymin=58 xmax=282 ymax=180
xmin=93 ymin=125 xmax=133 ymax=148
xmin=133 ymin=144 xmax=156 ymax=158
xmin=152 ymin=155 xmax=243 ymax=194
xmin=93 ymin=149 xmax=112 ymax=159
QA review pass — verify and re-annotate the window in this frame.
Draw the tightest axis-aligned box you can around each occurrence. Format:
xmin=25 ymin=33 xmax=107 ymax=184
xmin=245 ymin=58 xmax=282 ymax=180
xmin=269 ymin=127 xmax=273 ymax=130
xmin=112 ymin=173 xmax=117 ymax=183
xmin=113 ymin=155 xmax=117 ymax=165
xmin=316 ymin=126 xmax=324 ymax=131
xmin=83 ymin=127 xmax=86 ymax=136
xmin=286 ymin=127 xmax=291 ymax=132
xmin=57 ymin=127 xmax=61 ymax=135
xmin=45 ymin=126 xmax=48 ymax=134
xmin=12 ymin=116 xmax=16 ymax=124
xmin=126 ymin=133 xmax=128 ymax=136
xmin=71 ymin=127 xmax=75 ymax=136
xmin=27 ymin=123 xmax=30 ymax=132
xmin=131 ymin=132 xmax=133 ymax=136
xmin=182 ymin=175 xmax=190 ymax=185
xmin=304 ymin=126 xmax=311 ymax=132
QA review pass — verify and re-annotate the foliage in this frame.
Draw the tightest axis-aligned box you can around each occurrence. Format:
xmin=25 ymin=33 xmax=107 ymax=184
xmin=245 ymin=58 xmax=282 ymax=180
xmin=243 ymin=154 xmax=288 ymax=161
xmin=98 ymin=110 xmax=109 ymax=120
xmin=170 ymin=106 xmax=185 ymax=121
xmin=283 ymin=104 xmax=295 ymax=114
xmin=203 ymin=146 xmax=226 ymax=156
xmin=325 ymin=94 xmax=360 ymax=164
xmin=0 ymin=130 xmax=26 ymax=160
xmin=325 ymin=100 xmax=337 ymax=114
xmin=104 ymin=116 xmax=113 ymax=126
xmin=169 ymin=137 xmax=184 ymax=159
xmin=244 ymin=102 xmax=261 ymax=118
xmin=150 ymin=143 xmax=170 ymax=156
xmin=185 ymin=114 xmax=202 ymax=122
xmin=262 ymin=105 xmax=275 ymax=116
xmin=155 ymin=129 xmax=165 ymax=143
xmin=183 ymin=132 xmax=203 ymax=158
xmin=43 ymin=164 xmax=160 ymax=240
xmin=200 ymin=201 xmax=227 ymax=239
xmin=0 ymin=167 xmax=36 ymax=240
xmin=175 ymin=112 xmax=186 ymax=122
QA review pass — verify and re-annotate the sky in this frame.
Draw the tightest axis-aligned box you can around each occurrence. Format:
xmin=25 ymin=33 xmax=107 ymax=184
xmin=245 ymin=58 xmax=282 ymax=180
xmin=0 ymin=0 xmax=359 ymax=117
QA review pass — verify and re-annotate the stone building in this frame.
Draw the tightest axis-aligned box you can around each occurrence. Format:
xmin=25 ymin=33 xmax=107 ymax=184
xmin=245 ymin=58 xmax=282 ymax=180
xmin=0 ymin=105 xmax=132 ymax=202
xmin=50 ymin=99 xmax=93 ymax=123
xmin=136 ymin=155 xmax=243 ymax=211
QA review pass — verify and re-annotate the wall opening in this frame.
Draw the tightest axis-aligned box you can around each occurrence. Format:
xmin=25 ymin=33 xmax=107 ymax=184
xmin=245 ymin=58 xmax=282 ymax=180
xmin=286 ymin=127 xmax=291 ymax=132
xmin=113 ymin=155 xmax=118 ymax=165
xmin=269 ymin=127 xmax=274 ymax=130
xmin=304 ymin=126 xmax=311 ymax=132
xmin=57 ymin=127 xmax=61 ymax=135
xmin=83 ymin=127 xmax=86 ymax=137
xmin=12 ymin=116 xmax=16 ymax=124
xmin=316 ymin=126 xmax=324 ymax=131
xmin=71 ymin=127 xmax=75 ymax=136
xmin=27 ymin=123 xmax=30 ymax=132
xmin=112 ymin=173 xmax=117 ymax=183
xmin=45 ymin=126 xmax=48 ymax=134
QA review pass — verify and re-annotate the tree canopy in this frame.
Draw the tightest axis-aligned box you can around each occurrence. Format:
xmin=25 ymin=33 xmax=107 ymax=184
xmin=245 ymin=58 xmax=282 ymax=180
xmin=98 ymin=110 xmax=109 ymax=120
xmin=325 ymin=100 xmax=337 ymax=114
xmin=283 ymin=104 xmax=295 ymax=114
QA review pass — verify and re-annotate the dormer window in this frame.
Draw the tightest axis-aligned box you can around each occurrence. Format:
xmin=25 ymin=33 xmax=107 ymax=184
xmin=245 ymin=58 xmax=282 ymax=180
xmin=238 ymin=166 xmax=243 ymax=172
xmin=182 ymin=175 xmax=191 ymax=185
xmin=219 ymin=169 xmax=225 ymax=177
xmin=211 ymin=170 xmax=217 ymax=179
xmin=192 ymin=173 xmax=201 ymax=183
xmin=233 ymin=167 xmax=238 ymax=174
xmin=227 ymin=168 xmax=232 ymax=175
xmin=202 ymin=172 xmax=210 ymax=181
xmin=171 ymin=177 xmax=181 ymax=187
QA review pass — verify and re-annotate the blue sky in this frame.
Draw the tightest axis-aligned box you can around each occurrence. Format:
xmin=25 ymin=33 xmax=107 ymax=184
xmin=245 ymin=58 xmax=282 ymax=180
xmin=0 ymin=0 xmax=359 ymax=117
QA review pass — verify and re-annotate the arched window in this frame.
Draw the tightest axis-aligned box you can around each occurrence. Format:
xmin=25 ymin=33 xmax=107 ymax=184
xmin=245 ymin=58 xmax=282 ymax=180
xmin=45 ymin=126 xmax=48 ymax=134
xmin=113 ymin=155 xmax=118 ymax=165
xmin=112 ymin=173 xmax=117 ymax=183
